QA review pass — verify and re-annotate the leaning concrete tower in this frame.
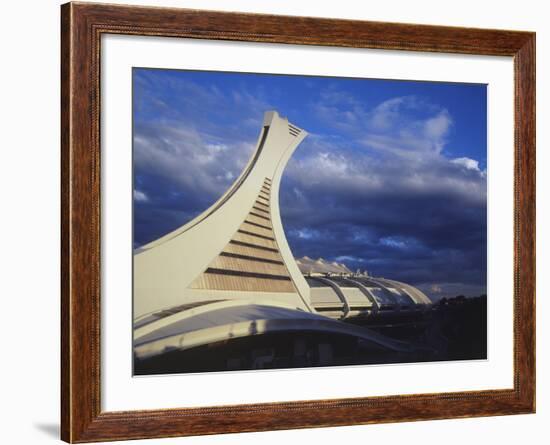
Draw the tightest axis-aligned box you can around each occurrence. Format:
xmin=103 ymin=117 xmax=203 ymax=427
xmin=134 ymin=111 xmax=313 ymax=317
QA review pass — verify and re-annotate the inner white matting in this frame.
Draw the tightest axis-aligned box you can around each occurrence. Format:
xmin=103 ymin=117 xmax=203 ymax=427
xmin=101 ymin=34 xmax=514 ymax=411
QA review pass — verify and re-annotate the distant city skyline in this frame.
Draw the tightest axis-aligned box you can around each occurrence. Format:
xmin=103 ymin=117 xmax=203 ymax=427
xmin=133 ymin=68 xmax=487 ymax=300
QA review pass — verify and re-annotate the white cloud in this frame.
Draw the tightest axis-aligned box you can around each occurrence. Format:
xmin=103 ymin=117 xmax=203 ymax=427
xmin=285 ymin=125 xmax=485 ymax=208
xmin=362 ymin=108 xmax=452 ymax=158
xmin=379 ymin=236 xmax=407 ymax=249
xmin=294 ymin=89 xmax=487 ymax=207
xmin=335 ymin=255 xmax=366 ymax=263
xmin=134 ymin=121 xmax=254 ymax=199
xmin=368 ymin=96 xmax=414 ymax=130
xmin=424 ymin=109 xmax=452 ymax=142
xmin=451 ymin=157 xmax=481 ymax=171
xmin=133 ymin=190 xmax=149 ymax=202
xmin=289 ymin=228 xmax=321 ymax=240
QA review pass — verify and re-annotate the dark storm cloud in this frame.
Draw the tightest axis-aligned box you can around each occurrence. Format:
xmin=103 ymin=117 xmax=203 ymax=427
xmin=279 ymin=128 xmax=487 ymax=298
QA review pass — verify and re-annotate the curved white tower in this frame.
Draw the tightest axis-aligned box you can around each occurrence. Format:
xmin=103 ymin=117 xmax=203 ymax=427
xmin=134 ymin=111 xmax=313 ymax=318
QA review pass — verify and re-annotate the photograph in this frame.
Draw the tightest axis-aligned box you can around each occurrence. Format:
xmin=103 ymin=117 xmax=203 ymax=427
xmin=132 ymin=68 xmax=488 ymax=375
xmin=53 ymin=1 xmax=537 ymax=442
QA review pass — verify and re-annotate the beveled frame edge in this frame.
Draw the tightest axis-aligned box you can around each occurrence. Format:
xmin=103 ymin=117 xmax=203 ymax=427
xmin=60 ymin=2 xmax=535 ymax=442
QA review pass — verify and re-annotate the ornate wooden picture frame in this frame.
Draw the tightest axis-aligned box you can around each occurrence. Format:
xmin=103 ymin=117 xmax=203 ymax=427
xmin=61 ymin=2 xmax=535 ymax=442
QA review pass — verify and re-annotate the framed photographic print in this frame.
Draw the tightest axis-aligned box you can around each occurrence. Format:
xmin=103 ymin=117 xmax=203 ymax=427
xmin=61 ymin=2 xmax=535 ymax=442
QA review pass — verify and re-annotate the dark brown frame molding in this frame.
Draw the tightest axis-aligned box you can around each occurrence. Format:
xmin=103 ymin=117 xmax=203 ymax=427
xmin=61 ymin=2 xmax=536 ymax=442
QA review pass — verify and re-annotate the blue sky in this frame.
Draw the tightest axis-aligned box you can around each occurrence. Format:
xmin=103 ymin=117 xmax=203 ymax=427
xmin=133 ymin=68 xmax=487 ymax=300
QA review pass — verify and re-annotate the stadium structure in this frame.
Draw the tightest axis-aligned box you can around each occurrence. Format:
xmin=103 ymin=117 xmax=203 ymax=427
xmin=133 ymin=111 xmax=433 ymax=374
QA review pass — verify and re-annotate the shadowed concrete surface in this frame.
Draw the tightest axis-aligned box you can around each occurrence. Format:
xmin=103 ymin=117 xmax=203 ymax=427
xmin=134 ymin=295 xmax=486 ymax=375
